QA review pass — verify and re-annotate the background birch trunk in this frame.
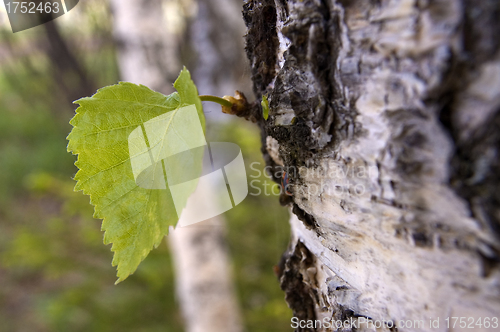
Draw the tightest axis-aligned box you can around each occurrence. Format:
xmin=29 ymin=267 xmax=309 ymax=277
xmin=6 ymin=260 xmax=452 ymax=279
xmin=242 ymin=0 xmax=500 ymax=331
xmin=110 ymin=1 xmax=244 ymax=331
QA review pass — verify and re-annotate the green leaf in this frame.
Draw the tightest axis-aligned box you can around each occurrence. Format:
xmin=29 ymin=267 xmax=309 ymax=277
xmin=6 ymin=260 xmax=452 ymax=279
xmin=261 ymin=94 xmax=269 ymax=120
xmin=67 ymin=68 xmax=205 ymax=283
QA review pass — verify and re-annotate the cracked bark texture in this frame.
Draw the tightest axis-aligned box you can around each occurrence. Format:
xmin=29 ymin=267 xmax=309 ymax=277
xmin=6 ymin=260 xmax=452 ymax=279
xmin=243 ymin=0 xmax=500 ymax=331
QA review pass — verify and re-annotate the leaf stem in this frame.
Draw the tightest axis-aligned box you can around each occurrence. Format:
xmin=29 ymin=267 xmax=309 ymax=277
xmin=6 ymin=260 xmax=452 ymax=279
xmin=199 ymin=95 xmax=233 ymax=109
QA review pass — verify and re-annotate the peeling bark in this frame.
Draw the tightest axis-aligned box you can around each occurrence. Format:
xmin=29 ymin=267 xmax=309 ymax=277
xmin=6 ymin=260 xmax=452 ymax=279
xmin=243 ymin=0 xmax=500 ymax=331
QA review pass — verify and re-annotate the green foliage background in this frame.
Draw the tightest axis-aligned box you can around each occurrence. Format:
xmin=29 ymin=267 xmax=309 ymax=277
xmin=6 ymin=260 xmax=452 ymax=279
xmin=0 ymin=2 xmax=292 ymax=331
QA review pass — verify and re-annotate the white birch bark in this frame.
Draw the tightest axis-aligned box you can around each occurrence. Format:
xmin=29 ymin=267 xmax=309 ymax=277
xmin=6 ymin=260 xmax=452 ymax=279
xmin=242 ymin=0 xmax=500 ymax=331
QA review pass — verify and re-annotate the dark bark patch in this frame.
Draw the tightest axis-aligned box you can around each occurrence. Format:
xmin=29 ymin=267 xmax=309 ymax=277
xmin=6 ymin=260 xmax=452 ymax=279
xmin=412 ymin=231 xmax=432 ymax=248
xmin=462 ymin=0 xmax=500 ymax=66
xmin=280 ymin=241 xmax=318 ymax=332
xmin=450 ymin=110 xmax=500 ymax=241
xmin=293 ymin=203 xmax=318 ymax=230
xmin=385 ymin=109 xmax=441 ymax=183
xmin=243 ymin=0 xmax=279 ymax=95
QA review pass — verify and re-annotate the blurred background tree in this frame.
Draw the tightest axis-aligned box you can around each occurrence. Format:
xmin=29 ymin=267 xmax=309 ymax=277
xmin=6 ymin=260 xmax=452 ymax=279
xmin=0 ymin=1 xmax=292 ymax=331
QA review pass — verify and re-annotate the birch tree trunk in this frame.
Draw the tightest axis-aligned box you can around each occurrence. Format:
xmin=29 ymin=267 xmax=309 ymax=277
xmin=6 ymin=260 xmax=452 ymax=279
xmin=242 ymin=0 xmax=500 ymax=331
xmin=110 ymin=1 xmax=243 ymax=331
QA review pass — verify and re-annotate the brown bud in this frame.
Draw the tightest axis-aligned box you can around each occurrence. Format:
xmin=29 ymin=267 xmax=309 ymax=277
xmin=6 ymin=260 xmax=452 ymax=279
xmin=222 ymin=90 xmax=248 ymax=115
